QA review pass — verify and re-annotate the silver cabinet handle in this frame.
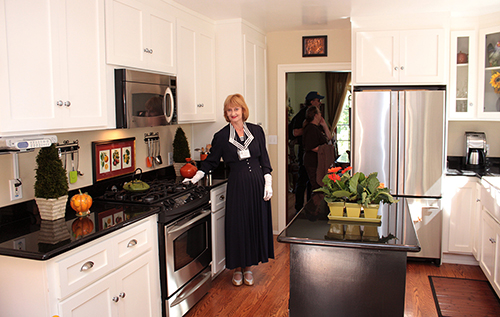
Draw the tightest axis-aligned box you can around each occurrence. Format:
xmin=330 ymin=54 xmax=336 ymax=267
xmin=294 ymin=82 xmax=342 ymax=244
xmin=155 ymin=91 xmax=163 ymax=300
xmin=219 ymin=195 xmax=225 ymax=201
xmin=64 ymin=101 xmax=71 ymax=107
xmin=119 ymin=292 xmax=126 ymax=298
xmin=112 ymin=296 xmax=119 ymax=302
xmin=400 ymin=66 xmax=404 ymax=70
xmin=490 ymin=238 xmax=496 ymax=244
xmin=197 ymin=103 xmax=204 ymax=107
xmin=394 ymin=66 xmax=398 ymax=71
xmin=143 ymin=48 xmax=153 ymax=54
xmin=56 ymin=100 xmax=64 ymax=107
xmin=80 ymin=261 xmax=94 ymax=272
xmin=477 ymin=198 xmax=481 ymax=202
xmin=469 ymin=102 xmax=474 ymax=107
xmin=127 ymin=239 xmax=138 ymax=248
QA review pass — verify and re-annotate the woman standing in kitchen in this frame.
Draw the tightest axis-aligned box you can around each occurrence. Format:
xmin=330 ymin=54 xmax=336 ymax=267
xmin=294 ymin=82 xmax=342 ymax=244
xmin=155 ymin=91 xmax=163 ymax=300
xmin=183 ymin=93 xmax=274 ymax=287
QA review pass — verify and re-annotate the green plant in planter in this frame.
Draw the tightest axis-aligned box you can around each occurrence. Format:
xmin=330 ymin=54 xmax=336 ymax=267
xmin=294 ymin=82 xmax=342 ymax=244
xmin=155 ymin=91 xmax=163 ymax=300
xmin=34 ymin=144 xmax=68 ymax=199
xmin=355 ymin=172 xmax=398 ymax=207
xmin=173 ymin=127 xmax=191 ymax=163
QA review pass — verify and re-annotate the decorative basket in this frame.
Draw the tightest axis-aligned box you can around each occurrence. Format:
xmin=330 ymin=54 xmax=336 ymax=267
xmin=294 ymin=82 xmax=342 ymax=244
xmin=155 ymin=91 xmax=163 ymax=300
xmin=35 ymin=195 xmax=68 ymax=221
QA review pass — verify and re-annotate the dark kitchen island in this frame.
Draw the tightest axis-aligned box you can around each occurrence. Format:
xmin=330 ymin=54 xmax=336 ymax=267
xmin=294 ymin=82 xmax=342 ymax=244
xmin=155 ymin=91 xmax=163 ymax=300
xmin=278 ymin=195 xmax=420 ymax=317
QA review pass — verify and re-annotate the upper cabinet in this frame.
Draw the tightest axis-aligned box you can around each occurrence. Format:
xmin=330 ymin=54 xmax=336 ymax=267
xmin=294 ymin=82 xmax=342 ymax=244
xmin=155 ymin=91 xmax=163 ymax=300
xmin=176 ymin=17 xmax=216 ymax=123
xmin=0 ymin=0 xmax=108 ymax=135
xmin=448 ymin=31 xmax=478 ymax=120
xmin=105 ymin=0 xmax=176 ymax=74
xmin=478 ymin=26 xmax=500 ymax=120
xmin=354 ymin=29 xmax=445 ymax=85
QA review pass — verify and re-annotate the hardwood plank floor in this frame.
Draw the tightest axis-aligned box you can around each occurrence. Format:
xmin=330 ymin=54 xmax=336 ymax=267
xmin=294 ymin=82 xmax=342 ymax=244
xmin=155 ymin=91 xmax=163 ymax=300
xmin=184 ymin=236 xmax=487 ymax=317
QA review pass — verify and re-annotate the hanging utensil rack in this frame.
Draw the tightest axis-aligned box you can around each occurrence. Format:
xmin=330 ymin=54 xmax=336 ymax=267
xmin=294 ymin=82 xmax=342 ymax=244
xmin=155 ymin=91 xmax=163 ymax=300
xmin=57 ymin=140 xmax=83 ymax=176
xmin=144 ymin=132 xmax=161 ymax=167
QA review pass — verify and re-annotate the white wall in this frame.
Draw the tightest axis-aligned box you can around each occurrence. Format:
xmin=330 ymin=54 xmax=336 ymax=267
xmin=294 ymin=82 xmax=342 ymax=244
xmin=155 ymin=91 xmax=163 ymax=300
xmin=448 ymin=121 xmax=500 ymax=157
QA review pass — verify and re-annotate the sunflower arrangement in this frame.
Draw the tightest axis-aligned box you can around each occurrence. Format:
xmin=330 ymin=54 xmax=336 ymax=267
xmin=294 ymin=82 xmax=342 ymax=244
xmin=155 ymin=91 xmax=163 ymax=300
xmin=490 ymin=71 xmax=500 ymax=94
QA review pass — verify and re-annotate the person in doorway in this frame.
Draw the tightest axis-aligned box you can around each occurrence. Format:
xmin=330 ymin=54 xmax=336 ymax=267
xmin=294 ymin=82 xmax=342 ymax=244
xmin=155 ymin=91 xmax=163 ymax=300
xmin=183 ymin=93 xmax=274 ymax=287
xmin=302 ymin=105 xmax=332 ymax=191
xmin=290 ymin=91 xmax=324 ymax=212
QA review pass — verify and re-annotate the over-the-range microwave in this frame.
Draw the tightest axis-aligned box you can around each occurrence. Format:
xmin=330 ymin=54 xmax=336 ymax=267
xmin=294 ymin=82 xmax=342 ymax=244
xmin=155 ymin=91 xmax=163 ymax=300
xmin=115 ymin=69 xmax=177 ymax=128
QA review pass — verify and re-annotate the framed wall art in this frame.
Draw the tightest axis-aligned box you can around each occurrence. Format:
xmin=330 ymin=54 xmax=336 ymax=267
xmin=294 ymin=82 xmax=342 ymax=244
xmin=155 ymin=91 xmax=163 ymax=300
xmin=92 ymin=137 xmax=136 ymax=182
xmin=302 ymin=35 xmax=328 ymax=57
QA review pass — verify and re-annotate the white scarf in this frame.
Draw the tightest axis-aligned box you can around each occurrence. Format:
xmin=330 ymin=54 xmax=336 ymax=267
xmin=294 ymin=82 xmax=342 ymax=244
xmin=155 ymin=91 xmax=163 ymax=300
xmin=229 ymin=122 xmax=254 ymax=151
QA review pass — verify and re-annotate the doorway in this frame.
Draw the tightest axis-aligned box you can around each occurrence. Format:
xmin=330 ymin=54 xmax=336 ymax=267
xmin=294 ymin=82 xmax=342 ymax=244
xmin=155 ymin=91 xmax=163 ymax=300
xmin=276 ymin=63 xmax=351 ymax=232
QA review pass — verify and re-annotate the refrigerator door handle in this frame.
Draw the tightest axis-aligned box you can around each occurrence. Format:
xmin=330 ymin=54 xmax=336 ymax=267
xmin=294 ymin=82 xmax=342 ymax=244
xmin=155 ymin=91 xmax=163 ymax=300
xmin=390 ymin=91 xmax=399 ymax=196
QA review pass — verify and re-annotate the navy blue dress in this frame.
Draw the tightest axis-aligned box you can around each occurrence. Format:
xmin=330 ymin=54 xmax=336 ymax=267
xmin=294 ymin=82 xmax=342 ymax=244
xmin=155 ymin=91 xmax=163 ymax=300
xmin=200 ymin=123 xmax=274 ymax=269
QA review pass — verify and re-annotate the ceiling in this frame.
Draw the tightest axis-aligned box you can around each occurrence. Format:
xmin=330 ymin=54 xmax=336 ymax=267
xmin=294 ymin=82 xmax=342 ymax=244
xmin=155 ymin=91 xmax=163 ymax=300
xmin=173 ymin=0 xmax=500 ymax=32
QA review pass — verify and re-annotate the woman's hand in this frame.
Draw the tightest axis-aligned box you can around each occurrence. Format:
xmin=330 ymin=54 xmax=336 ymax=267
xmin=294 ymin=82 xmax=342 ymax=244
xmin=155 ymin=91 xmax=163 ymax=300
xmin=263 ymin=174 xmax=273 ymax=201
xmin=182 ymin=170 xmax=205 ymax=184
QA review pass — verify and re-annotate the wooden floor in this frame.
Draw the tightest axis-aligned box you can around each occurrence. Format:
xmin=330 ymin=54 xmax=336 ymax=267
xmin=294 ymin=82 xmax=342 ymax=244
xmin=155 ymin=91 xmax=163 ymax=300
xmin=185 ymin=235 xmax=488 ymax=317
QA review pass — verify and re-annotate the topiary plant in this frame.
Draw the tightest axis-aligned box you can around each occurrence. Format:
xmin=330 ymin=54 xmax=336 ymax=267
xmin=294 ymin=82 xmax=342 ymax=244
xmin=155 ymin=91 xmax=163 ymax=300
xmin=34 ymin=144 xmax=69 ymax=199
xmin=173 ymin=127 xmax=191 ymax=163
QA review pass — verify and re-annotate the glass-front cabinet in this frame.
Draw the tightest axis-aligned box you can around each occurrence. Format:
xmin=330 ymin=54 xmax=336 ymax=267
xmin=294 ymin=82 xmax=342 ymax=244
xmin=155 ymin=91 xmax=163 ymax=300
xmin=449 ymin=31 xmax=477 ymax=120
xmin=478 ymin=26 xmax=500 ymax=119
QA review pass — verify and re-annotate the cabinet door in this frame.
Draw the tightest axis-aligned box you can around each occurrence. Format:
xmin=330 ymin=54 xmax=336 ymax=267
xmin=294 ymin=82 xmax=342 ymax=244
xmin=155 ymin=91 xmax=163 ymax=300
xmin=399 ymin=29 xmax=445 ymax=83
xmin=117 ymin=250 xmax=160 ymax=317
xmin=244 ymin=34 xmax=267 ymax=127
xmin=355 ymin=31 xmax=399 ymax=84
xmin=212 ymin=208 xmax=226 ymax=277
xmin=473 ymin=183 xmax=482 ymax=260
xmin=477 ymin=26 xmax=500 ymax=120
xmin=480 ymin=209 xmax=497 ymax=281
xmin=0 ymin=0 xmax=107 ymax=134
xmin=177 ymin=18 xmax=215 ymax=123
xmin=448 ymin=31 xmax=478 ymax=120
xmin=0 ymin=0 xmax=60 ymax=133
xmin=447 ymin=177 xmax=476 ymax=253
xmin=59 ymin=272 xmax=117 ymax=317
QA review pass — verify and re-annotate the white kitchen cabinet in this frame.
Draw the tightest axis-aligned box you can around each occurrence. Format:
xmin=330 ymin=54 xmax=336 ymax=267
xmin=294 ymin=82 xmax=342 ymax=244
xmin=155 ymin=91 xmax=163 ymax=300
xmin=105 ymin=0 xmax=176 ymax=74
xmin=60 ymin=250 xmax=158 ymax=317
xmin=176 ymin=17 xmax=216 ymax=123
xmin=480 ymin=208 xmax=500 ymax=296
xmin=448 ymin=31 xmax=479 ymax=120
xmin=354 ymin=29 xmax=445 ymax=85
xmin=0 ymin=0 xmax=108 ymax=135
xmin=443 ymin=176 xmax=477 ymax=254
xmin=244 ymin=34 xmax=267 ymax=126
xmin=211 ymin=183 xmax=226 ymax=277
xmin=472 ymin=183 xmax=482 ymax=260
xmin=477 ymin=25 xmax=500 ymax=120
xmin=0 ymin=216 xmax=160 ymax=317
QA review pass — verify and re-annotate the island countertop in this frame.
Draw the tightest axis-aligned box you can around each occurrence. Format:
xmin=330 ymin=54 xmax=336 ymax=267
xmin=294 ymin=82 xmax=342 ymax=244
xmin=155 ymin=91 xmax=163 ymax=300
xmin=278 ymin=195 xmax=421 ymax=253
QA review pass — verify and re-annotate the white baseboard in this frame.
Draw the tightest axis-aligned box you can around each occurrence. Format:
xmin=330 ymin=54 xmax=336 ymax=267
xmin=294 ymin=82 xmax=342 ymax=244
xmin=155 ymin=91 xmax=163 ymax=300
xmin=442 ymin=252 xmax=479 ymax=266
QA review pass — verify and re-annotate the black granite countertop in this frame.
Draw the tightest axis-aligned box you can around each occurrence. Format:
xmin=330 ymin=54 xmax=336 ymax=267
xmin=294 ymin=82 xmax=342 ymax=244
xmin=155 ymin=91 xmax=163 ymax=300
xmin=0 ymin=165 xmax=228 ymax=261
xmin=278 ymin=196 xmax=420 ymax=252
xmin=446 ymin=156 xmax=500 ymax=177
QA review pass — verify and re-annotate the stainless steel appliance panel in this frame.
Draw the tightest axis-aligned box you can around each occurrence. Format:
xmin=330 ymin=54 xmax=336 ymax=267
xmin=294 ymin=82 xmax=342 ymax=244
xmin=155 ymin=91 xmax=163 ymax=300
xmin=400 ymin=90 xmax=445 ymax=197
xmin=167 ymin=266 xmax=212 ymax=317
xmin=352 ymin=91 xmax=395 ymax=191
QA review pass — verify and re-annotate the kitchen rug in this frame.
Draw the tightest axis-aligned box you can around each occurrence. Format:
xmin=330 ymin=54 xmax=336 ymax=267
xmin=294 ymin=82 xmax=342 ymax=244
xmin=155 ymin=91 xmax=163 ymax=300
xmin=429 ymin=276 xmax=500 ymax=317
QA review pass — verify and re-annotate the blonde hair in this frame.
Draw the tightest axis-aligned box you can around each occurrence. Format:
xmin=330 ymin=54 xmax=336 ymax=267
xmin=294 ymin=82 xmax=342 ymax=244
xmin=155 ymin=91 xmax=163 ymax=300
xmin=223 ymin=94 xmax=249 ymax=122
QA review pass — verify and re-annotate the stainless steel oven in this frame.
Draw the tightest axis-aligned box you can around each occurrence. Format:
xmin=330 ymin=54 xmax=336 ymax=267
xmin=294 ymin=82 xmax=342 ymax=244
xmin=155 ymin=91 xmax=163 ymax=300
xmin=161 ymin=203 xmax=212 ymax=317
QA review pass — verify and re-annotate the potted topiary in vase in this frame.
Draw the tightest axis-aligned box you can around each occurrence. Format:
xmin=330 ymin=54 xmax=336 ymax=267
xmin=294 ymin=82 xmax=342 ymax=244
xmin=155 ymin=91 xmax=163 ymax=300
xmin=172 ymin=127 xmax=191 ymax=176
xmin=34 ymin=144 xmax=69 ymax=220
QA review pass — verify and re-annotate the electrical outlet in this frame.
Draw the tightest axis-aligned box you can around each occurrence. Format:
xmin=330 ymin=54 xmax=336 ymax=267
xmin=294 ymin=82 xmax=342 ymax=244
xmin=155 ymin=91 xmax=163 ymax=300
xmin=9 ymin=179 xmax=22 ymax=201
xmin=168 ymin=152 xmax=173 ymax=166
xmin=13 ymin=238 xmax=25 ymax=250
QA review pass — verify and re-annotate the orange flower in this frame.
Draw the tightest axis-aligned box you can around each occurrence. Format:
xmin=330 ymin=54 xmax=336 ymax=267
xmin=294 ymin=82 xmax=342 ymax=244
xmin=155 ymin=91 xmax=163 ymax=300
xmin=328 ymin=173 xmax=341 ymax=181
xmin=328 ymin=167 xmax=342 ymax=174
xmin=342 ymin=166 xmax=352 ymax=174
xmin=378 ymin=183 xmax=385 ymax=189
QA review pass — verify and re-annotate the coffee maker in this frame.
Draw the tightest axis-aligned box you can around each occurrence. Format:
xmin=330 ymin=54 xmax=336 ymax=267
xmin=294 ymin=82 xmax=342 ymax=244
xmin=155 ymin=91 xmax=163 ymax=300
xmin=465 ymin=132 xmax=487 ymax=167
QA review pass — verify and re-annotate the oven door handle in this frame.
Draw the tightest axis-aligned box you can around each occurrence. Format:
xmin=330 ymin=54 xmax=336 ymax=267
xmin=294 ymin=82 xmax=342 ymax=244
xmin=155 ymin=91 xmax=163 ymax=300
xmin=167 ymin=209 xmax=211 ymax=234
xmin=170 ymin=270 xmax=212 ymax=307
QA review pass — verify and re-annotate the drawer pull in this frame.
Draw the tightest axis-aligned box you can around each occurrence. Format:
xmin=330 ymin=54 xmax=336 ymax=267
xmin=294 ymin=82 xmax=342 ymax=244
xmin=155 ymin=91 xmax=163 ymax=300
xmin=219 ymin=195 xmax=225 ymax=201
xmin=112 ymin=296 xmax=119 ymax=303
xmin=80 ymin=261 xmax=94 ymax=272
xmin=127 ymin=239 xmax=138 ymax=248
xmin=489 ymin=238 xmax=496 ymax=244
xmin=119 ymin=292 xmax=126 ymax=298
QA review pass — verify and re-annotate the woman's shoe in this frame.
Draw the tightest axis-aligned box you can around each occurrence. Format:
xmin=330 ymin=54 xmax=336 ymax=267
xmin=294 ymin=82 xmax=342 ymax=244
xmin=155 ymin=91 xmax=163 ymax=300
xmin=232 ymin=271 xmax=243 ymax=286
xmin=243 ymin=271 xmax=254 ymax=286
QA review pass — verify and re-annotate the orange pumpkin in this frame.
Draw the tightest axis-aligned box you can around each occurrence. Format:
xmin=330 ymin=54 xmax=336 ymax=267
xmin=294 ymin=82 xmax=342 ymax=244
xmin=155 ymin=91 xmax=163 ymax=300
xmin=70 ymin=190 xmax=93 ymax=215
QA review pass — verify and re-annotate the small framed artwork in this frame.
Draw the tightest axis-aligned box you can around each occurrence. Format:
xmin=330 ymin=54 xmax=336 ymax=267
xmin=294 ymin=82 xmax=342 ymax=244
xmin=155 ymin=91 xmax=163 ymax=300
xmin=92 ymin=137 xmax=136 ymax=182
xmin=302 ymin=35 xmax=328 ymax=57
xmin=97 ymin=207 xmax=125 ymax=230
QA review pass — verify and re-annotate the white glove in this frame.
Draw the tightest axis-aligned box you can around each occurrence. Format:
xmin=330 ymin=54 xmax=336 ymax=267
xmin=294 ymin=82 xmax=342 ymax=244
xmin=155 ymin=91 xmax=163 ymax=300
xmin=183 ymin=170 xmax=205 ymax=184
xmin=263 ymin=174 xmax=272 ymax=201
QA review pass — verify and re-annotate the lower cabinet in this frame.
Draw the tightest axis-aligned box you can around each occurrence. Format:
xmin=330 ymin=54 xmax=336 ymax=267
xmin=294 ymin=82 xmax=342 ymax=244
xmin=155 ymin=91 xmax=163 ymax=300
xmin=211 ymin=183 xmax=227 ymax=277
xmin=480 ymin=209 xmax=500 ymax=296
xmin=60 ymin=250 xmax=158 ymax=317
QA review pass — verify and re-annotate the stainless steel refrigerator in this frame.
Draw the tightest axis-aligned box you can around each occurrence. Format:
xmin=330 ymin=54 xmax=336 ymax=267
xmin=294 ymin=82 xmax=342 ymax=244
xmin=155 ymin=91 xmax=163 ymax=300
xmin=352 ymin=87 xmax=446 ymax=264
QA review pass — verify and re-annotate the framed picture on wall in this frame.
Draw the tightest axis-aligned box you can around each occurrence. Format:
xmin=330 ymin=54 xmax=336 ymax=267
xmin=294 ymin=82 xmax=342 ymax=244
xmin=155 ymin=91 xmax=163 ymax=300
xmin=302 ymin=35 xmax=328 ymax=57
xmin=92 ymin=137 xmax=136 ymax=182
